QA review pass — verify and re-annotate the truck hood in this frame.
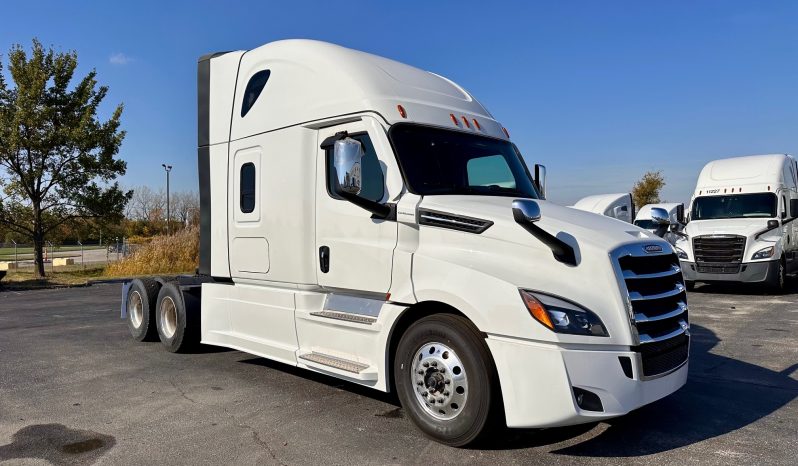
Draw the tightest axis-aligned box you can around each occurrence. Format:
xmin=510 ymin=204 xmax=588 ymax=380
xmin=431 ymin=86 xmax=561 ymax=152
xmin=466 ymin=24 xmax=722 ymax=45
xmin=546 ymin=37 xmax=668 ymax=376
xmin=419 ymin=195 xmax=662 ymax=253
xmin=685 ymin=218 xmax=774 ymax=237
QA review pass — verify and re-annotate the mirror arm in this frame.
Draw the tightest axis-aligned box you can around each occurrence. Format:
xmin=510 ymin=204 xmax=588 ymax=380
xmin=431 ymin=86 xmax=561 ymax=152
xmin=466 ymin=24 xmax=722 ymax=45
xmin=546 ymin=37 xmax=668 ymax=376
xmin=337 ymin=190 xmax=395 ymax=220
xmin=512 ymin=210 xmax=576 ymax=265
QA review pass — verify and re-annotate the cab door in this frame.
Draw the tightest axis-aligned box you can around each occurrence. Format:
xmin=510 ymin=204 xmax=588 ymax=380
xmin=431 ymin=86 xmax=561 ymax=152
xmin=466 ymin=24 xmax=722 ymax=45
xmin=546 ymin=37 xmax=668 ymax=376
xmin=315 ymin=118 xmax=399 ymax=294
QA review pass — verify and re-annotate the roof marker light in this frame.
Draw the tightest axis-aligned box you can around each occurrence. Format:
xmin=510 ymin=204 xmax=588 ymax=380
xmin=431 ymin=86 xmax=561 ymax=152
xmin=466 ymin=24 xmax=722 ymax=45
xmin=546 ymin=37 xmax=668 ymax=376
xmin=462 ymin=116 xmax=470 ymax=128
xmin=397 ymin=104 xmax=407 ymax=118
xmin=472 ymin=119 xmax=481 ymax=130
xmin=450 ymin=113 xmax=458 ymax=125
xmin=502 ymin=127 xmax=510 ymax=138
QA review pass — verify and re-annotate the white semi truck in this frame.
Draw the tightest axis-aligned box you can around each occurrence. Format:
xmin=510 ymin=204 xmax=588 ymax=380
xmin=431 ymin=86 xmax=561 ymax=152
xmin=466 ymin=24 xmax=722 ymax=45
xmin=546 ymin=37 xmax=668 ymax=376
xmin=571 ymin=193 xmax=635 ymax=223
xmin=122 ymin=40 xmax=689 ymax=446
xmin=675 ymin=154 xmax=798 ymax=291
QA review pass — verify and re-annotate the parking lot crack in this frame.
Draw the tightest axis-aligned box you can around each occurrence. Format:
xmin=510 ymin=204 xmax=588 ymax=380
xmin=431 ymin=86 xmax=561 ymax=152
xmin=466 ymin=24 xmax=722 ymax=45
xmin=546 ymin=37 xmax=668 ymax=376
xmin=248 ymin=428 xmax=285 ymax=466
xmin=169 ymin=379 xmax=198 ymax=404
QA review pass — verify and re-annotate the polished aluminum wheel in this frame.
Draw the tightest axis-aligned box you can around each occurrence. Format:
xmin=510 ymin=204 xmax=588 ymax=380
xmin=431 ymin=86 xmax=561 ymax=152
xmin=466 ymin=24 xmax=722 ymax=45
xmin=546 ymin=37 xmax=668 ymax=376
xmin=159 ymin=296 xmax=178 ymax=339
xmin=411 ymin=342 xmax=468 ymax=421
xmin=128 ymin=290 xmax=144 ymax=329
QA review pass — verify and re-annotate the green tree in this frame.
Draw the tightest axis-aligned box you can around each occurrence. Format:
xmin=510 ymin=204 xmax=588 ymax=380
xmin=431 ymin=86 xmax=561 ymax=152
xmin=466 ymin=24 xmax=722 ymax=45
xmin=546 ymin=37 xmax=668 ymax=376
xmin=632 ymin=170 xmax=666 ymax=209
xmin=0 ymin=39 xmax=131 ymax=277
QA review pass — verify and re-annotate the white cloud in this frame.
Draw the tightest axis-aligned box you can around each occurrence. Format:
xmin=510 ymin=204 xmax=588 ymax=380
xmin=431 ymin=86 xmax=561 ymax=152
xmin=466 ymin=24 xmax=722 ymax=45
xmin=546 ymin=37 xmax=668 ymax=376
xmin=109 ymin=53 xmax=133 ymax=65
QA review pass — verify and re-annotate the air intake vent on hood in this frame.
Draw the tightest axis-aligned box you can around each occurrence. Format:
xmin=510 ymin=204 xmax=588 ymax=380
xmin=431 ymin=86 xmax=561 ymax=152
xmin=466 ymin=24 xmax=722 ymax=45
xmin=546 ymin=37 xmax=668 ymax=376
xmin=417 ymin=209 xmax=493 ymax=234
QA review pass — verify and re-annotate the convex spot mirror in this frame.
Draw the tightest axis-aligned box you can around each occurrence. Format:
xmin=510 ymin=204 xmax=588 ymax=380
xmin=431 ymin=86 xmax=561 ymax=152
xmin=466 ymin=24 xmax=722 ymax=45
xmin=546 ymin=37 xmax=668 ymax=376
xmin=333 ymin=138 xmax=363 ymax=195
xmin=650 ymin=207 xmax=670 ymax=226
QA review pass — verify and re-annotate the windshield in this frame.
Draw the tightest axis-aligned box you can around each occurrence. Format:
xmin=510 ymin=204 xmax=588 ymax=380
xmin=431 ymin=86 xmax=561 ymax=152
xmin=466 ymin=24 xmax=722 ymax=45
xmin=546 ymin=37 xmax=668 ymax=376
xmin=634 ymin=219 xmax=657 ymax=229
xmin=389 ymin=124 xmax=539 ymax=198
xmin=691 ymin=193 xmax=777 ymax=220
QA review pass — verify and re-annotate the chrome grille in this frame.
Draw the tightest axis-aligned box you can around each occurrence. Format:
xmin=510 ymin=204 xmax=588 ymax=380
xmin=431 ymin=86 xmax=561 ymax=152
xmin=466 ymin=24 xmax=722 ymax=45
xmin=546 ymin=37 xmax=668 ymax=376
xmin=693 ymin=235 xmax=746 ymax=274
xmin=615 ymin=248 xmax=690 ymax=377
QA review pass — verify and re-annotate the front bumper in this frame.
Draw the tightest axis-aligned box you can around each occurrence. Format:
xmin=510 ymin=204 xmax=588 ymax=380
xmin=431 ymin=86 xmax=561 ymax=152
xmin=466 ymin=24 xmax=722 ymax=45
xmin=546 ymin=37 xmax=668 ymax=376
xmin=486 ymin=335 xmax=688 ymax=428
xmin=680 ymin=259 xmax=777 ymax=283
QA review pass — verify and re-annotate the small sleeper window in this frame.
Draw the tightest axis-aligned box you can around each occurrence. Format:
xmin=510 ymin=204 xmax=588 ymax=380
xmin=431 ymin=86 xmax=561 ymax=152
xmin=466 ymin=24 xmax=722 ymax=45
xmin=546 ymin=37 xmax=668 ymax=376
xmin=240 ymin=163 xmax=256 ymax=213
xmin=241 ymin=70 xmax=271 ymax=117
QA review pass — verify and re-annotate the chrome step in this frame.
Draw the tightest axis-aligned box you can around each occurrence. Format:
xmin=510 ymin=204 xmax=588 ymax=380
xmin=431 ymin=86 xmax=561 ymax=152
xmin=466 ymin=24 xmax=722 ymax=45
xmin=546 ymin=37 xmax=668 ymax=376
xmin=299 ymin=352 xmax=369 ymax=374
xmin=310 ymin=310 xmax=377 ymax=325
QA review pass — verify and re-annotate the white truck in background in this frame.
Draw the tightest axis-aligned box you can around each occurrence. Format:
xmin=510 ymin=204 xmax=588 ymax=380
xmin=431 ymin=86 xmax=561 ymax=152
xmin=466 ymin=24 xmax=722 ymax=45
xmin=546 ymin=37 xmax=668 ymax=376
xmin=571 ymin=193 xmax=634 ymax=223
xmin=675 ymin=154 xmax=798 ymax=291
xmin=121 ymin=40 xmax=689 ymax=446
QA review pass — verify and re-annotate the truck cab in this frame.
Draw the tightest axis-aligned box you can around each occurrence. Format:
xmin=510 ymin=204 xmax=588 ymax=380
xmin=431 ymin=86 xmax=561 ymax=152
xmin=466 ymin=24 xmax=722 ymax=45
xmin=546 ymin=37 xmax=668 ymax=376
xmin=125 ymin=40 xmax=689 ymax=446
xmin=675 ymin=154 xmax=798 ymax=291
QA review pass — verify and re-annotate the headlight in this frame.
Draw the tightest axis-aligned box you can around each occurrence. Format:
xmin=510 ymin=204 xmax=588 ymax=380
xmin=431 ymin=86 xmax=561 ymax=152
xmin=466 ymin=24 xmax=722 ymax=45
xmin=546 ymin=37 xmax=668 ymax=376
xmin=519 ymin=290 xmax=609 ymax=337
xmin=675 ymin=247 xmax=688 ymax=260
xmin=751 ymin=246 xmax=775 ymax=260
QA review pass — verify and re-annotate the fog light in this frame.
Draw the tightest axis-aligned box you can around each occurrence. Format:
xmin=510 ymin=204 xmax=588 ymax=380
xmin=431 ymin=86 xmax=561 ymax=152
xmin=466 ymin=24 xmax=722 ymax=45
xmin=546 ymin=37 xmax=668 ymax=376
xmin=573 ymin=387 xmax=604 ymax=412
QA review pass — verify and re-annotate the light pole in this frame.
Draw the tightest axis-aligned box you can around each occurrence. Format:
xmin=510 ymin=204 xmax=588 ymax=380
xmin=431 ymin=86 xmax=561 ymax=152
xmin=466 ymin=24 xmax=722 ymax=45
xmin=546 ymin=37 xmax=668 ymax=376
xmin=162 ymin=164 xmax=172 ymax=235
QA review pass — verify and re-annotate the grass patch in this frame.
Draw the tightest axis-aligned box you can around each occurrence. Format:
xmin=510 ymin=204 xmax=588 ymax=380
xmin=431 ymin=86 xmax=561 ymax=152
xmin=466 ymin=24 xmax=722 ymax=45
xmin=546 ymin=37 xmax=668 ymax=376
xmin=104 ymin=227 xmax=198 ymax=277
xmin=1 ymin=264 xmax=107 ymax=290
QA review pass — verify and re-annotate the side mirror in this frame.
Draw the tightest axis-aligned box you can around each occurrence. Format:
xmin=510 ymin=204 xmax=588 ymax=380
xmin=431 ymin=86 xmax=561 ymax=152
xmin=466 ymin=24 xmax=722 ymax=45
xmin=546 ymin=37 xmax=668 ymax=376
xmin=676 ymin=204 xmax=685 ymax=224
xmin=333 ymin=138 xmax=363 ymax=195
xmin=512 ymin=199 xmax=541 ymax=223
xmin=650 ymin=207 xmax=670 ymax=226
xmin=768 ymin=219 xmax=780 ymax=229
xmin=534 ymin=164 xmax=547 ymax=200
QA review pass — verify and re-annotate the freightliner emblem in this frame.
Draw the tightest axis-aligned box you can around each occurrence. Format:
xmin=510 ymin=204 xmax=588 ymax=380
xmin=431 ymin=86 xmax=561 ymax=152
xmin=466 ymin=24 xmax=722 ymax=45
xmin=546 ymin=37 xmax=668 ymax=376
xmin=643 ymin=244 xmax=663 ymax=254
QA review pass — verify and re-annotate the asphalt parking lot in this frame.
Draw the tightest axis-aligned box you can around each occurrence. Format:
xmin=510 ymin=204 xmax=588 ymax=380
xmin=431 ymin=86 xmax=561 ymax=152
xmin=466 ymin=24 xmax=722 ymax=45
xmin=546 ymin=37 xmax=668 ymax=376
xmin=0 ymin=283 xmax=796 ymax=465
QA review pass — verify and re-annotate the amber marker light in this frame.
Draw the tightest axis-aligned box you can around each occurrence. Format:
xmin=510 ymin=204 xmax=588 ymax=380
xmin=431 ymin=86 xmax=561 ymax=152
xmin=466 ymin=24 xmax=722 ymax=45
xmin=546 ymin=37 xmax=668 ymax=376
xmin=450 ymin=113 xmax=459 ymax=125
xmin=502 ymin=127 xmax=510 ymax=138
xmin=520 ymin=290 xmax=553 ymax=330
xmin=397 ymin=104 xmax=407 ymax=118
xmin=462 ymin=116 xmax=471 ymax=128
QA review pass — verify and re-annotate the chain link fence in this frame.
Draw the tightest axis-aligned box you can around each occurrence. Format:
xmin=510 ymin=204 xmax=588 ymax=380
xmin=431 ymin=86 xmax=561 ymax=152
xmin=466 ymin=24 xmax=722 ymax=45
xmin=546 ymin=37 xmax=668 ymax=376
xmin=0 ymin=238 xmax=142 ymax=273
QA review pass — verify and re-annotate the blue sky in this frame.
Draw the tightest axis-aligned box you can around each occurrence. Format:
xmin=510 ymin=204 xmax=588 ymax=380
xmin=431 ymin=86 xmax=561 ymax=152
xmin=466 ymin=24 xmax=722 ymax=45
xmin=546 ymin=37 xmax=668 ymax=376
xmin=2 ymin=1 xmax=796 ymax=205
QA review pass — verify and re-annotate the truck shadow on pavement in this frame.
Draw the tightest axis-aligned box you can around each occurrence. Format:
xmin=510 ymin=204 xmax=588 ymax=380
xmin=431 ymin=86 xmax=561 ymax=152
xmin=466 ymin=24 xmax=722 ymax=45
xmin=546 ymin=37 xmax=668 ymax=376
xmin=240 ymin=324 xmax=797 ymax=455
xmin=498 ymin=323 xmax=798 ymax=455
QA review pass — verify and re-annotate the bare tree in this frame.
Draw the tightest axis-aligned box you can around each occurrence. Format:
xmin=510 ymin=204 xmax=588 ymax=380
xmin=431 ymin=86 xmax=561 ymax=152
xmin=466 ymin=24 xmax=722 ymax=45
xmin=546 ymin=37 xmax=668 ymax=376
xmin=130 ymin=186 xmax=165 ymax=222
xmin=172 ymin=191 xmax=200 ymax=227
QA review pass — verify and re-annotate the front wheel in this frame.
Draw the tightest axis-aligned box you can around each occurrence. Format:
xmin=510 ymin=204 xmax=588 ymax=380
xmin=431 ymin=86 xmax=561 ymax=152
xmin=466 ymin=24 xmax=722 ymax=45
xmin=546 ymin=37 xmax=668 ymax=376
xmin=394 ymin=314 xmax=500 ymax=447
xmin=770 ymin=257 xmax=787 ymax=293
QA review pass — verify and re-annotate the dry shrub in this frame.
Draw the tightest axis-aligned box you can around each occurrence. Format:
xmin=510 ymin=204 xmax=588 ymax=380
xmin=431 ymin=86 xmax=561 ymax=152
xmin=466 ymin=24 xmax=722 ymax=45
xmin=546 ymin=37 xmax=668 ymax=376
xmin=105 ymin=227 xmax=199 ymax=277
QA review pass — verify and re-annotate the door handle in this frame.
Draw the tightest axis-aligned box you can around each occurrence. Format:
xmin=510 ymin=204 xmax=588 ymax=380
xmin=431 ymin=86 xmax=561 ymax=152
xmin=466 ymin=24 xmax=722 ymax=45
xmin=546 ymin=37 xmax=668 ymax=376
xmin=319 ymin=246 xmax=330 ymax=273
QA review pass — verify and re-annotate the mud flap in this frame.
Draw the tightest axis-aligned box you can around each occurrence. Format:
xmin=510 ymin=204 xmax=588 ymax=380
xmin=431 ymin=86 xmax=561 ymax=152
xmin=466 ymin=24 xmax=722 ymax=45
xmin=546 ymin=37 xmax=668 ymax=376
xmin=120 ymin=281 xmax=131 ymax=319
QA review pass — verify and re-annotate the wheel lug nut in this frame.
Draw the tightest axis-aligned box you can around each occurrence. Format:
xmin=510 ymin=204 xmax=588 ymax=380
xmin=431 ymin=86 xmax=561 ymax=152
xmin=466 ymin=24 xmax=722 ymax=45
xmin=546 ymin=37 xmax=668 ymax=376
xmin=422 ymin=391 xmax=428 ymax=397
xmin=417 ymin=370 xmax=424 ymax=375
xmin=439 ymin=368 xmax=445 ymax=373
xmin=417 ymin=381 xmax=423 ymax=386
xmin=423 ymin=362 xmax=429 ymax=367
xmin=444 ymin=391 xmax=450 ymax=396
xmin=444 ymin=380 xmax=451 ymax=385
xmin=431 ymin=361 xmax=437 ymax=367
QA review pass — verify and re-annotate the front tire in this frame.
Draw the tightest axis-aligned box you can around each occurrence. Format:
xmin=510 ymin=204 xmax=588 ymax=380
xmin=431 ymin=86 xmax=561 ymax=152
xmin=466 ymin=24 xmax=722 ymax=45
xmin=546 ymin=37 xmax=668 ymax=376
xmin=394 ymin=314 xmax=499 ymax=447
xmin=770 ymin=257 xmax=787 ymax=293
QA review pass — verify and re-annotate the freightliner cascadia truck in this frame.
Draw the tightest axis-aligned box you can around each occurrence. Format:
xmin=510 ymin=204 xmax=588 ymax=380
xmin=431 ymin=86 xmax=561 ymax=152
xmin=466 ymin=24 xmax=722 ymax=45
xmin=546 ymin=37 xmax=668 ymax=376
xmin=121 ymin=39 xmax=689 ymax=446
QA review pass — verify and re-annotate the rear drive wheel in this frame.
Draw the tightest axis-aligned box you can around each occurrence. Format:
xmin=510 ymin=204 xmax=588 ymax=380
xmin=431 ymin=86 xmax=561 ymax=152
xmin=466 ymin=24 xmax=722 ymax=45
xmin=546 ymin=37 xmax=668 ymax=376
xmin=126 ymin=278 xmax=161 ymax=341
xmin=394 ymin=314 xmax=499 ymax=447
xmin=155 ymin=283 xmax=199 ymax=352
